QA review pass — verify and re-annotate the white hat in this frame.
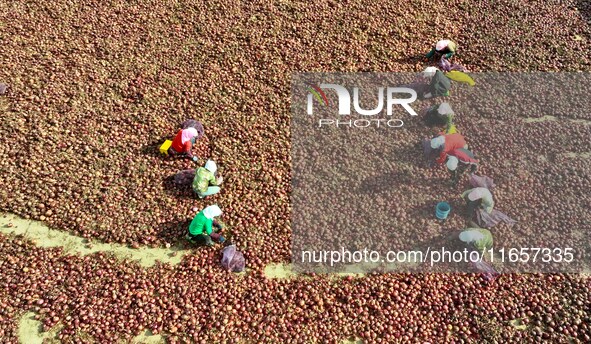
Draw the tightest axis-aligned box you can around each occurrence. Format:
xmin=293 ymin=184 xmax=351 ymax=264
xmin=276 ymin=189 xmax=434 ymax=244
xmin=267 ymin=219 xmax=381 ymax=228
xmin=430 ymin=136 xmax=445 ymax=149
xmin=459 ymin=230 xmax=484 ymax=243
xmin=423 ymin=66 xmax=438 ymax=78
xmin=437 ymin=102 xmax=453 ymax=115
xmin=203 ymin=205 xmax=222 ymax=219
xmin=436 ymin=40 xmax=451 ymax=51
xmin=204 ymin=160 xmax=217 ymax=174
xmin=446 ymin=156 xmax=458 ymax=171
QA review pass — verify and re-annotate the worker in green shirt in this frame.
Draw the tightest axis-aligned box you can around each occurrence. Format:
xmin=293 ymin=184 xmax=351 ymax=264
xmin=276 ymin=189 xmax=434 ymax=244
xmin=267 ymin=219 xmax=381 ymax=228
xmin=187 ymin=205 xmax=225 ymax=246
xmin=192 ymin=160 xmax=223 ymax=199
xmin=459 ymin=228 xmax=493 ymax=252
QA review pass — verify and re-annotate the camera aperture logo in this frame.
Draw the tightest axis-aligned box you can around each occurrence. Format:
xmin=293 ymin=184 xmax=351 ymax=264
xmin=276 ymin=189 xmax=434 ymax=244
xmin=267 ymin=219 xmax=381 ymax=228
xmin=306 ymin=83 xmax=418 ymax=128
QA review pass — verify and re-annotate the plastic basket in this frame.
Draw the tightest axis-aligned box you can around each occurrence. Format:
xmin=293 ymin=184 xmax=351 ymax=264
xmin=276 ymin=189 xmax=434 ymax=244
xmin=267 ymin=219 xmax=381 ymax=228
xmin=159 ymin=140 xmax=172 ymax=155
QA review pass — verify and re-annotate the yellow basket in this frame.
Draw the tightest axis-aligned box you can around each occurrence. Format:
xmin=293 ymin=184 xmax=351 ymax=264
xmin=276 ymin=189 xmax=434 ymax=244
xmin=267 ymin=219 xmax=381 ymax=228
xmin=159 ymin=140 xmax=172 ymax=155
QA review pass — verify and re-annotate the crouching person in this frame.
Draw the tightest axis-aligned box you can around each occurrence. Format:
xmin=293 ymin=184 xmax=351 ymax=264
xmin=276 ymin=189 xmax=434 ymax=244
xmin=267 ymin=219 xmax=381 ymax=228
xmin=187 ymin=205 xmax=225 ymax=246
xmin=459 ymin=228 xmax=493 ymax=253
xmin=459 ymin=228 xmax=499 ymax=283
xmin=462 ymin=187 xmax=494 ymax=218
xmin=169 ymin=127 xmax=201 ymax=162
xmin=446 ymin=148 xmax=478 ymax=186
xmin=192 ymin=160 xmax=223 ymax=199
xmin=425 ymin=39 xmax=458 ymax=60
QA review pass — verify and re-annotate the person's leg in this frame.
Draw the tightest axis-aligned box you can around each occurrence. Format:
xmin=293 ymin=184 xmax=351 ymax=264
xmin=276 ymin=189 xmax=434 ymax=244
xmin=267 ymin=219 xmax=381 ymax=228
xmin=175 ymin=169 xmax=196 ymax=185
xmin=457 ymin=148 xmax=475 ymax=159
xmin=204 ymin=235 xmax=214 ymax=246
xmin=168 ymin=147 xmax=192 ymax=160
xmin=450 ymin=170 xmax=459 ymax=186
xmin=422 ymin=139 xmax=436 ymax=167
xmin=187 ymin=233 xmax=208 ymax=246
xmin=203 ymin=186 xmax=221 ymax=196
xmin=456 ymin=164 xmax=469 ymax=185
xmin=466 ymin=199 xmax=480 ymax=218
xmin=197 ymin=186 xmax=220 ymax=199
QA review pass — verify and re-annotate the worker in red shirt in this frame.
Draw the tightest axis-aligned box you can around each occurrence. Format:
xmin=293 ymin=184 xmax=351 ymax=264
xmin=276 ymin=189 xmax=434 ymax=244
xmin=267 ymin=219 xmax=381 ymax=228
xmin=169 ymin=127 xmax=200 ymax=161
xmin=430 ymin=133 xmax=467 ymax=165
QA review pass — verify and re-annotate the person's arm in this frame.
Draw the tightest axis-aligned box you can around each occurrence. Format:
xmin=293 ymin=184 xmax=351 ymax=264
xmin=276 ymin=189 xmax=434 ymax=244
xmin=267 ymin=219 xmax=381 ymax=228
xmin=483 ymin=200 xmax=494 ymax=214
xmin=436 ymin=149 xmax=447 ymax=164
xmin=208 ymin=172 xmax=218 ymax=186
xmin=467 ymin=199 xmax=481 ymax=217
xmin=451 ymin=169 xmax=459 ymax=186
xmin=183 ymin=141 xmax=193 ymax=155
xmin=205 ymin=219 xmax=213 ymax=236
xmin=461 ymin=189 xmax=472 ymax=198
xmin=183 ymin=141 xmax=198 ymax=161
xmin=446 ymin=113 xmax=454 ymax=126
xmin=425 ymin=47 xmax=436 ymax=58
xmin=445 ymin=42 xmax=457 ymax=59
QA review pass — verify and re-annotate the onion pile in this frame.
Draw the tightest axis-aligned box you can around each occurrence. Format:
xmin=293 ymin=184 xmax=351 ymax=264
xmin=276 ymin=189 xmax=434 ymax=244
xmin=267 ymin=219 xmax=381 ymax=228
xmin=0 ymin=0 xmax=590 ymax=342
xmin=0 ymin=235 xmax=589 ymax=342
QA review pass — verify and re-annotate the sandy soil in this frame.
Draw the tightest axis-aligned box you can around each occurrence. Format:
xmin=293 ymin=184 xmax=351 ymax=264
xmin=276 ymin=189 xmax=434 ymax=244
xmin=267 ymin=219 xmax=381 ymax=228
xmin=17 ymin=312 xmax=59 ymax=344
xmin=0 ymin=213 xmax=187 ymax=268
xmin=6 ymin=212 xmax=588 ymax=343
xmin=130 ymin=331 xmax=165 ymax=344
xmin=17 ymin=311 xmax=165 ymax=344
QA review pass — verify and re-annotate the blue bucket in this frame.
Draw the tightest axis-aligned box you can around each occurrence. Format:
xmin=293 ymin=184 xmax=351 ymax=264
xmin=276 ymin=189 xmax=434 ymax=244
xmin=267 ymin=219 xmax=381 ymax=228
xmin=435 ymin=202 xmax=451 ymax=220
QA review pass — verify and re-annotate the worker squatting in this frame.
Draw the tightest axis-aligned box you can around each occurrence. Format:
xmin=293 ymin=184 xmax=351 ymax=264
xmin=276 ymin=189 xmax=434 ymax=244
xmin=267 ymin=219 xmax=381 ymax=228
xmin=318 ymin=118 xmax=404 ymax=128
